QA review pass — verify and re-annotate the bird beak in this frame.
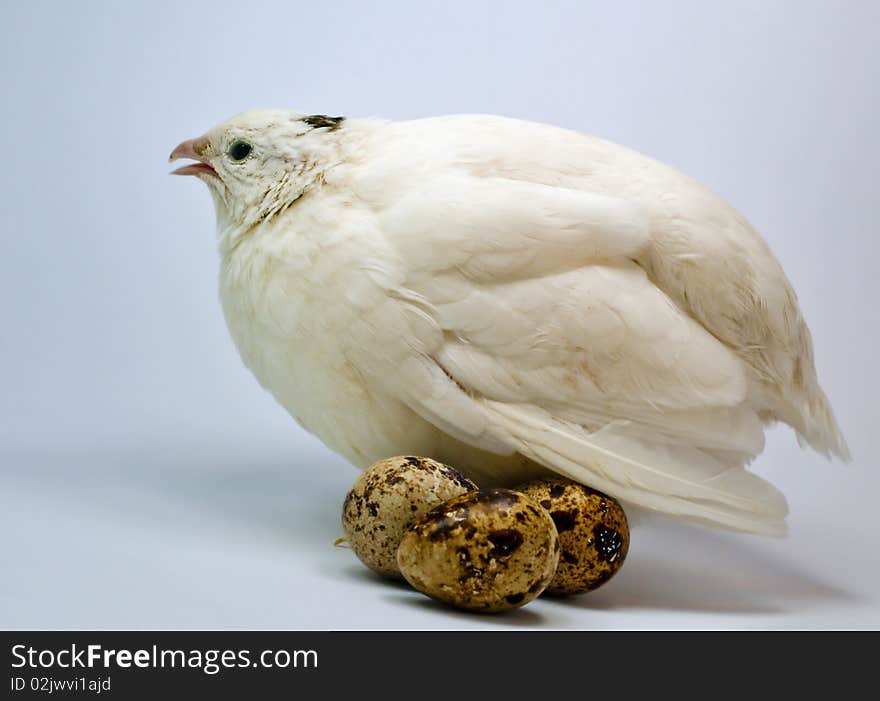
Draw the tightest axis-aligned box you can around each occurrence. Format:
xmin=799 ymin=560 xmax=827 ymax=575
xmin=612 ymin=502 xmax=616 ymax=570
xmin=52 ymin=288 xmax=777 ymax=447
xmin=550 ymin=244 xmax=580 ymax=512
xmin=168 ymin=136 xmax=218 ymax=177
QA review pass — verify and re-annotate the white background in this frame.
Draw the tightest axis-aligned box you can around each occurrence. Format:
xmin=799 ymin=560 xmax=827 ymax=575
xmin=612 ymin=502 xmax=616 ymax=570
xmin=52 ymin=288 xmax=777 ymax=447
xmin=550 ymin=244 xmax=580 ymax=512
xmin=1 ymin=0 xmax=877 ymax=629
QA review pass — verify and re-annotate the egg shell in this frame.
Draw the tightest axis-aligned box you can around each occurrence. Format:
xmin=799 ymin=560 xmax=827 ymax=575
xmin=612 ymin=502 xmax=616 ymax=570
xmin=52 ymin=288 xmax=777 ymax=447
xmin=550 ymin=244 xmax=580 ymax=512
xmin=516 ymin=476 xmax=629 ymax=595
xmin=342 ymin=456 xmax=478 ymax=578
xmin=396 ymin=489 xmax=560 ymax=612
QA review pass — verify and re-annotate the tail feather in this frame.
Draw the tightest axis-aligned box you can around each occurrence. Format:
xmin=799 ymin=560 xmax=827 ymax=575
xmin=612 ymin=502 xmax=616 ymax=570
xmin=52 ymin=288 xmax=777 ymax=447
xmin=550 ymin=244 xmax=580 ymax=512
xmin=797 ymin=388 xmax=850 ymax=461
xmin=486 ymin=401 xmax=789 ymax=536
xmin=771 ymin=385 xmax=850 ymax=461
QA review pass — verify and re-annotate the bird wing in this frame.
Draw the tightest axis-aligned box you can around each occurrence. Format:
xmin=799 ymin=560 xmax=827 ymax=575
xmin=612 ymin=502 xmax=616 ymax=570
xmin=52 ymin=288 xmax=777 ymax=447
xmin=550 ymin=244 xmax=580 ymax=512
xmin=356 ymin=114 xmax=848 ymax=460
xmin=344 ymin=170 xmax=788 ymax=535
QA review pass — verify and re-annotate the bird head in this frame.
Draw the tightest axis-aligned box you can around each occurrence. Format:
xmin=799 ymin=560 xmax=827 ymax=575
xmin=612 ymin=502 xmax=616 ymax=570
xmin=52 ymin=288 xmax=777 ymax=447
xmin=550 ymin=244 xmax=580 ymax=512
xmin=169 ymin=109 xmax=346 ymax=235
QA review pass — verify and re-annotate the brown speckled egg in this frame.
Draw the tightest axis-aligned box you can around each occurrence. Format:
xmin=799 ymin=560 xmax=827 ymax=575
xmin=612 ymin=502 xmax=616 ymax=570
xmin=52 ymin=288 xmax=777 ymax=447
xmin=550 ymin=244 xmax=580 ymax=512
xmin=396 ymin=489 xmax=560 ymax=612
xmin=342 ymin=456 xmax=478 ymax=578
xmin=516 ymin=476 xmax=629 ymax=595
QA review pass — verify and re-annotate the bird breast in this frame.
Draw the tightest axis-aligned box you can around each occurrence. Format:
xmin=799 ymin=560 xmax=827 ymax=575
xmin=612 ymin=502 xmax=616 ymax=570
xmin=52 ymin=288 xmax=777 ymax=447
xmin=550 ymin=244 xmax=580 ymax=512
xmin=216 ymin=198 xmax=435 ymax=466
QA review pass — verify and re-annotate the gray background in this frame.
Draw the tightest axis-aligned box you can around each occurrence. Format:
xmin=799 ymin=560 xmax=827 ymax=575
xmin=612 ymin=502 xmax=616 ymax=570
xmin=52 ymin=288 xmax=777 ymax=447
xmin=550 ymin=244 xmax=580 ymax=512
xmin=1 ymin=0 xmax=877 ymax=629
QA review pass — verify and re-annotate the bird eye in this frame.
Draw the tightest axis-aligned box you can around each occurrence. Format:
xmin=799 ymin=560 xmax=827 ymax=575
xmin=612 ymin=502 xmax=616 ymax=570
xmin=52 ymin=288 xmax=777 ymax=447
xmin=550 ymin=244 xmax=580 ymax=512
xmin=227 ymin=140 xmax=252 ymax=162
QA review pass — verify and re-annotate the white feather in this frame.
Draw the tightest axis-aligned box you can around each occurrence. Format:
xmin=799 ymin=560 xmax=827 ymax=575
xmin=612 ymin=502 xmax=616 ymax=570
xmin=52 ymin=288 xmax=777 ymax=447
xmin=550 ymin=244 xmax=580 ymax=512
xmin=174 ymin=109 xmax=849 ymax=536
xmin=484 ymin=402 xmax=788 ymax=535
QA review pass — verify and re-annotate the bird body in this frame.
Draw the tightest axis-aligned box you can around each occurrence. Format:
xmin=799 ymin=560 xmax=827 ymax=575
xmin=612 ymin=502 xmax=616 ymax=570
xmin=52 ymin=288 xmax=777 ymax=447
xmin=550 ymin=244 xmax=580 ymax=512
xmin=171 ymin=111 xmax=848 ymax=536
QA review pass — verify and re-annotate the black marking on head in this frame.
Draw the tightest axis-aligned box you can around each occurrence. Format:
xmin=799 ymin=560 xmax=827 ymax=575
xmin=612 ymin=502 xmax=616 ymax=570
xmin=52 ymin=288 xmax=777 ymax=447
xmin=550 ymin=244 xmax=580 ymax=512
xmin=302 ymin=114 xmax=346 ymax=131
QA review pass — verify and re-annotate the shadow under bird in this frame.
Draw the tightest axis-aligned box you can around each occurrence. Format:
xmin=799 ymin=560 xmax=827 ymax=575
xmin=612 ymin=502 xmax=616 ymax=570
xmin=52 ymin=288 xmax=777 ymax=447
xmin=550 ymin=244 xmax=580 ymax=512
xmin=169 ymin=110 xmax=849 ymax=537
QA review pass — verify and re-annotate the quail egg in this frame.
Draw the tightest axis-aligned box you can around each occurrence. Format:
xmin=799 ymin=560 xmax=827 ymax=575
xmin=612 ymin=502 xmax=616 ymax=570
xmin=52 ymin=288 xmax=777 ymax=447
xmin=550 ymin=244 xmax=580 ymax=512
xmin=516 ymin=476 xmax=629 ymax=594
xmin=342 ymin=456 xmax=478 ymax=578
xmin=396 ymin=489 xmax=560 ymax=612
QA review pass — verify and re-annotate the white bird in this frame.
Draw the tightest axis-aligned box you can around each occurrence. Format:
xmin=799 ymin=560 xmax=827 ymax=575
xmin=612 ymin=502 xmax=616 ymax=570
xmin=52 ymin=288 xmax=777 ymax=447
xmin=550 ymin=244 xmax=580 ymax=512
xmin=170 ymin=110 xmax=848 ymax=536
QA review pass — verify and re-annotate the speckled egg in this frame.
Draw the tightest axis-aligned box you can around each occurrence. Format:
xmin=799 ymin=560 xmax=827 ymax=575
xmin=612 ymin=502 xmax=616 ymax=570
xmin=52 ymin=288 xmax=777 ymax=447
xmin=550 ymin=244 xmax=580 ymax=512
xmin=516 ymin=476 xmax=629 ymax=595
xmin=396 ymin=489 xmax=560 ymax=612
xmin=342 ymin=456 xmax=478 ymax=578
